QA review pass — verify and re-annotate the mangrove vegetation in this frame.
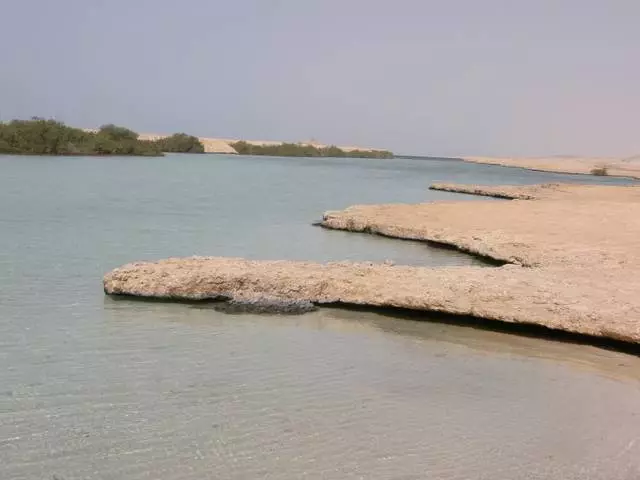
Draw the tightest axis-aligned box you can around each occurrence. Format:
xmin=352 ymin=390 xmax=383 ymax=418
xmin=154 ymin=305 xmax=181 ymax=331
xmin=0 ymin=118 xmax=392 ymax=159
xmin=0 ymin=118 xmax=204 ymax=156
xmin=231 ymin=141 xmax=393 ymax=159
xmin=154 ymin=133 xmax=205 ymax=153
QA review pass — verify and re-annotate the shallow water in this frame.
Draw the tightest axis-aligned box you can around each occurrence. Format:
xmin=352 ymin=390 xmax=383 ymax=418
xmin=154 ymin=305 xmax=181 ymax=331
xmin=1 ymin=154 xmax=639 ymax=479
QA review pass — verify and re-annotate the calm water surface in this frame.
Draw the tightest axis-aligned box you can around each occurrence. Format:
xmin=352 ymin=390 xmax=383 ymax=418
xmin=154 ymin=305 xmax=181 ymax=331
xmin=1 ymin=154 xmax=639 ymax=479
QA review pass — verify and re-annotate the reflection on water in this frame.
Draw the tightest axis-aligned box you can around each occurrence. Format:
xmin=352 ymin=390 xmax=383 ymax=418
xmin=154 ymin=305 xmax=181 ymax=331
xmin=1 ymin=154 xmax=639 ymax=479
xmin=322 ymin=307 xmax=640 ymax=383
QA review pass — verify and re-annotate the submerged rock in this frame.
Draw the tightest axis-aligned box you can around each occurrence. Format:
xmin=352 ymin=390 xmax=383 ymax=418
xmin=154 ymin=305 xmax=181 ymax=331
xmin=213 ymin=297 xmax=317 ymax=315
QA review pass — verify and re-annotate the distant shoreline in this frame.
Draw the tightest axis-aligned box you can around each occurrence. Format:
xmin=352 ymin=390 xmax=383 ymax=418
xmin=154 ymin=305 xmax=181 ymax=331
xmin=397 ymin=154 xmax=640 ymax=179
xmin=230 ymin=141 xmax=393 ymax=159
xmin=395 ymin=155 xmax=464 ymax=161
xmin=0 ymin=118 xmax=393 ymax=159
xmin=459 ymin=155 xmax=640 ymax=180
xmin=6 ymin=118 xmax=639 ymax=175
xmin=140 ymin=133 xmax=394 ymax=158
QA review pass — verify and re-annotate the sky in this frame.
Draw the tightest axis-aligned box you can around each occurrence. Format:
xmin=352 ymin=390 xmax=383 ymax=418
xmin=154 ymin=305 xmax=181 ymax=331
xmin=1 ymin=0 xmax=639 ymax=156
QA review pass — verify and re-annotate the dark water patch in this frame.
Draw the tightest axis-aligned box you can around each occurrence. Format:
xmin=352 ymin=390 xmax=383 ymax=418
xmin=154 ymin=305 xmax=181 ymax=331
xmin=104 ymin=292 xmax=231 ymax=304
xmin=107 ymin=293 xmax=640 ymax=356
xmin=319 ymin=303 xmax=640 ymax=357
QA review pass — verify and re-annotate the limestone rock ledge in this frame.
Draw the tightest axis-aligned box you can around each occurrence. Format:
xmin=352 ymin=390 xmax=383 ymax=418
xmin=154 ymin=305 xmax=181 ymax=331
xmin=429 ymin=183 xmax=556 ymax=200
xmin=104 ymin=183 xmax=640 ymax=344
xmin=104 ymin=257 xmax=640 ymax=344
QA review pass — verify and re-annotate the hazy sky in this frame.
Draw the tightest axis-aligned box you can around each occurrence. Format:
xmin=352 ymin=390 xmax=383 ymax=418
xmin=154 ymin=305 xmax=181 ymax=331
xmin=2 ymin=0 xmax=639 ymax=156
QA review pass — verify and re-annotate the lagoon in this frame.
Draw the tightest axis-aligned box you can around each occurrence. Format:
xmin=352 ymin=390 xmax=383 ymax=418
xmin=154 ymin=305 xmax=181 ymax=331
xmin=1 ymin=154 xmax=639 ymax=479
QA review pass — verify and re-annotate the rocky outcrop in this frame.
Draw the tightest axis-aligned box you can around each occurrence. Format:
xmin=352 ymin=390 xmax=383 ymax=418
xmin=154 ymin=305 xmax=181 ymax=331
xmin=104 ymin=183 xmax=640 ymax=344
xmin=429 ymin=182 xmax=640 ymax=201
xmin=429 ymin=183 xmax=556 ymax=200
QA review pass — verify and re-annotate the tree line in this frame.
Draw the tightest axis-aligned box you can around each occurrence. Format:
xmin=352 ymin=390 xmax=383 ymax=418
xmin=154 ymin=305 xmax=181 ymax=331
xmin=0 ymin=118 xmax=204 ymax=156
xmin=231 ymin=141 xmax=393 ymax=159
xmin=0 ymin=118 xmax=394 ymax=159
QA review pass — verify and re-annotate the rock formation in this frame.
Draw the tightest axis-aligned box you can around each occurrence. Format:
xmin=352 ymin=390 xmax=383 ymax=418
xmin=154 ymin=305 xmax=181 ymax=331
xmin=104 ymin=184 xmax=640 ymax=344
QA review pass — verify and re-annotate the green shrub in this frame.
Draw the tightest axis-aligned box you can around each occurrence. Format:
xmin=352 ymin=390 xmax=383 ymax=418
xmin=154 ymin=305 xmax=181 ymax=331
xmin=0 ymin=118 xmax=93 ymax=155
xmin=230 ymin=141 xmax=393 ymax=159
xmin=0 ymin=118 xmax=201 ymax=157
xmin=154 ymin=133 xmax=204 ymax=153
xmin=98 ymin=124 xmax=139 ymax=142
xmin=591 ymin=166 xmax=608 ymax=176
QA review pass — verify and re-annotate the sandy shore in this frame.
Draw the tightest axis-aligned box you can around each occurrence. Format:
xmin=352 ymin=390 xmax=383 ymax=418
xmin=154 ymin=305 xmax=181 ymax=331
xmin=104 ymin=183 xmax=640 ymax=344
xmin=461 ymin=155 xmax=640 ymax=179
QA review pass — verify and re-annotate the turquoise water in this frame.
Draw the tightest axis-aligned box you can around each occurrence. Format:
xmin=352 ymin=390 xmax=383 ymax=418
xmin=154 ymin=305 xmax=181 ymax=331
xmin=1 ymin=154 xmax=639 ymax=479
